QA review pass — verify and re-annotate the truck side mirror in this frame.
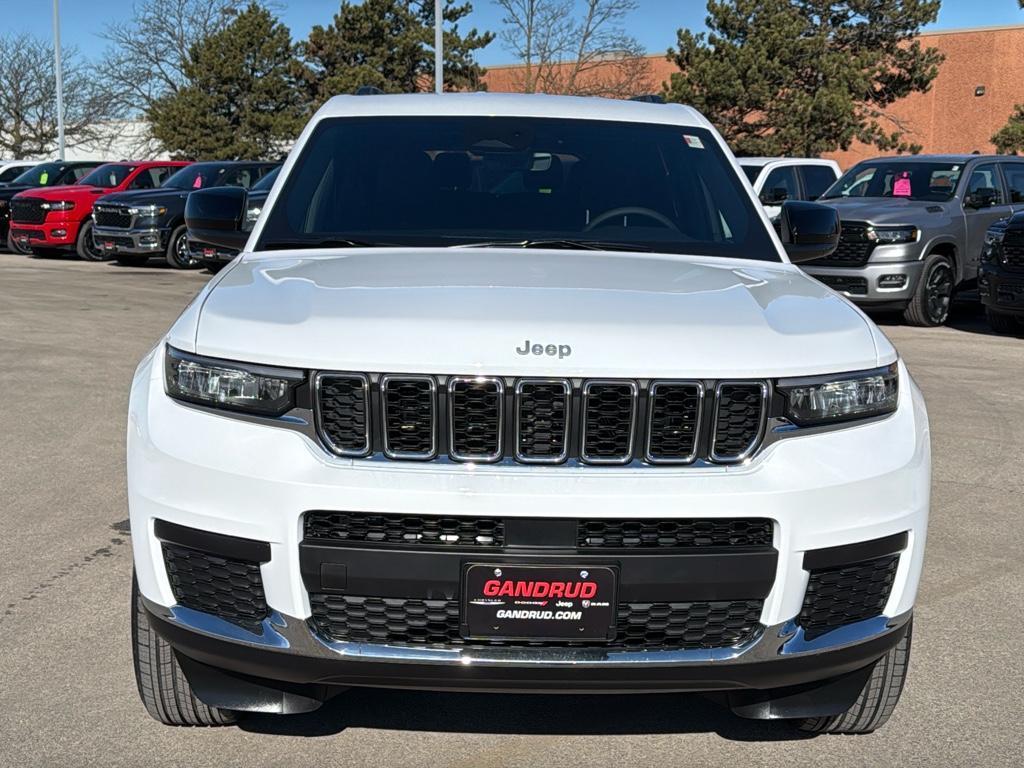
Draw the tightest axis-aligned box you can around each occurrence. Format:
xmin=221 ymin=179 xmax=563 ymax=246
xmin=965 ymin=187 xmax=999 ymax=209
xmin=185 ymin=187 xmax=250 ymax=251
xmin=778 ymin=200 xmax=840 ymax=264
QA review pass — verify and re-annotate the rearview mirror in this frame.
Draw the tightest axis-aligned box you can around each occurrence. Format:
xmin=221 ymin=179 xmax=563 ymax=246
xmin=185 ymin=186 xmax=249 ymax=251
xmin=965 ymin=187 xmax=999 ymax=209
xmin=760 ymin=187 xmax=790 ymax=205
xmin=778 ymin=200 xmax=840 ymax=264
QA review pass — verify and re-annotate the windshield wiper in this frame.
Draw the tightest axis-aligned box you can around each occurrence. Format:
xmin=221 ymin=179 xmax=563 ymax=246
xmin=261 ymin=238 xmax=386 ymax=251
xmin=451 ymin=238 xmax=651 ymax=252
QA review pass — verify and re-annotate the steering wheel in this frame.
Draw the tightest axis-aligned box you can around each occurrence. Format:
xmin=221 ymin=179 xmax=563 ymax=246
xmin=584 ymin=206 xmax=681 ymax=233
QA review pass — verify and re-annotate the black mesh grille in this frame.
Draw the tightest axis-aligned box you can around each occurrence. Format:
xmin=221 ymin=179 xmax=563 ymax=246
xmin=382 ymin=377 xmax=435 ymax=458
xmin=318 ymin=375 xmax=369 ymax=455
xmin=799 ymin=555 xmax=899 ymax=640
xmin=577 ymin=518 xmax=772 ymax=549
xmin=162 ymin=543 xmax=268 ymax=630
xmin=1002 ymin=232 xmax=1024 ymax=271
xmin=449 ymin=378 xmax=502 ymax=460
xmin=93 ymin=206 xmax=133 ymax=228
xmin=806 ymin=222 xmax=876 ymax=267
xmin=516 ymin=380 xmax=569 ymax=461
xmin=10 ymin=197 xmax=46 ymax=224
xmin=816 ymin=274 xmax=869 ymax=296
xmin=304 ymin=511 xmax=504 ymax=547
xmin=712 ymin=383 xmax=766 ymax=461
xmin=310 ymin=594 xmax=763 ymax=650
xmin=582 ymin=382 xmax=636 ymax=462
xmin=647 ymin=382 xmax=702 ymax=462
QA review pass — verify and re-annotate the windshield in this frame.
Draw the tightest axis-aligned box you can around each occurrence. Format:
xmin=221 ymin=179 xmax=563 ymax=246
xmin=11 ymin=162 xmax=65 ymax=187
xmin=822 ymin=160 xmax=963 ymax=202
xmin=164 ymin=163 xmax=226 ymax=190
xmin=81 ymin=164 xmax=136 ymax=188
xmin=740 ymin=165 xmax=763 ymax=184
xmin=256 ymin=116 xmax=778 ymax=260
xmin=252 ymin=166 xmax=279 ymax=191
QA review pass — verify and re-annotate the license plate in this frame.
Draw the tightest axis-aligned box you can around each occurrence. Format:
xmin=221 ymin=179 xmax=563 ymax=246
xmin=463 ymin=564 xmax=617 ymax=642
xmin=103 ymin=241 xmax=116 ymax=250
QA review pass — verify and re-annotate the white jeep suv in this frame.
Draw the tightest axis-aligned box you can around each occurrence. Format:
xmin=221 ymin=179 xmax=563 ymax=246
xmin=128 ymin=94 xmax=929 ymax=735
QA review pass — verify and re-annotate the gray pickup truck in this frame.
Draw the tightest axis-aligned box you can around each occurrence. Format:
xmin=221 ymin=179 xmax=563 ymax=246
xmin=802 ymin=154 xmax=1024 ymax=326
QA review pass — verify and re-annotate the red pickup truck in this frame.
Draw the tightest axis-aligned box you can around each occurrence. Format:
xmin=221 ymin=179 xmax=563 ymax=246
xmin=9 ymin=161 xmax=190 ymax=260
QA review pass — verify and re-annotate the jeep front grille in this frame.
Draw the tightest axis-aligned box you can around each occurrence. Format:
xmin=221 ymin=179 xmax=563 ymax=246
xmin=315 ymin=374 xmax=769 ymax=466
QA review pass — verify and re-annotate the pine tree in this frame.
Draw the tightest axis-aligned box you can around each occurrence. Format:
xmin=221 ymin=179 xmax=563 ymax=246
xmin=147 ymin=3 xmax=307 ymax=159
xmin=664 ymin=0 xmax=944 ymax=157
xmin=301 ymin=0 xmax=494 ymax=100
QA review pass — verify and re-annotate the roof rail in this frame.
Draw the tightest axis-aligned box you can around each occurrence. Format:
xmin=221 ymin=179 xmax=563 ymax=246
xmin=629 ymin=94 xmax=664 ymax=104
xmin=354 ymin=86 xmax=385 ymax=96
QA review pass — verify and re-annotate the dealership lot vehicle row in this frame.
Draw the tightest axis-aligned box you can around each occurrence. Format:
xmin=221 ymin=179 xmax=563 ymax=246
xmin=1 ymin=253 xmax=1021 ymax=765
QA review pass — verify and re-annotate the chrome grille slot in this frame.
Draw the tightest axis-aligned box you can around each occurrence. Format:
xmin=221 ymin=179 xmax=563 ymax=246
xmin=382 ymin=375 xmax=436 ymax=459
xmin=711 ymin=382 xmax=768 ymax=462
xmin=581 ymin=380 xmax=637 ymax=464
xmin=515 ymin=379 xmax=570 ymax=463
xmin=317 ymin=374 xmax=370 ymax=456
xmin=448 ymin=377 xmax=503 ymax=462
xmin=646 ymin=381 xmax=703 ymax=463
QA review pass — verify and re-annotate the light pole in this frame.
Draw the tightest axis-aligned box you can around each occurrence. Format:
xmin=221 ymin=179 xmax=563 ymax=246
xmin=52 ymin=0 xmax=66 ymax=160
xmin=434 ymin=0 xmax=442 ymax=94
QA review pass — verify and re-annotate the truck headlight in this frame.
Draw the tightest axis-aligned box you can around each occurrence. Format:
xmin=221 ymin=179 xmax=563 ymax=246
xmin=242 ymin=204 xmax=262 ymax=232
xmin=164 ymin=346 xmax=304 ymax=416
xmin=981 ymin=229 xmax=1005 ymax=265
xmin=867 ymin=226 xmax=917 ymax=244
xmin=777 ymin=363 xmax=899 ymax=426
xmin=41 ymin=200 xmax=75 ymax=212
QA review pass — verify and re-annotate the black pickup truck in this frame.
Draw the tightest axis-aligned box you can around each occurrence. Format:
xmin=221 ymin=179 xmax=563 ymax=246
xmin=1 ymin=161 xmax=104 ymax=253
xmin=92 ymin=161 xmax=278 ymax=268
xmin=187 ymin=167 xmax=279 ymax=272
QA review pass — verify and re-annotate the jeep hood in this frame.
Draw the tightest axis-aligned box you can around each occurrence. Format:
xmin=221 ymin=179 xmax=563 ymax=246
xmin=821 ymin=196 xmax=951 ymax=225
xmin=183 ymin=249 xmax=892 ymax=378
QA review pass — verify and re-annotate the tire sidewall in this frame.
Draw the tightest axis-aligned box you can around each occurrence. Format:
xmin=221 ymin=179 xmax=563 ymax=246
xmin=7 ymin=230 xmax=31 ymax=255
xmin=77 ymin=219 xmax=108 ymax=261
xmin=165 ymin=225 xmax=197 ymax=269
xmin=910 ymin=253 xmax=955 ymax=326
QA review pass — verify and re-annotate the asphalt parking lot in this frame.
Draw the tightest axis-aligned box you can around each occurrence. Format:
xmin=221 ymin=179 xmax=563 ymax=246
xmin=1 ymin=251 xmax=1022 ymax=767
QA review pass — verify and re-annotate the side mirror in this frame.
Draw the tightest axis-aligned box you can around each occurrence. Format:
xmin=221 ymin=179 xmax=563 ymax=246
xmin=185 ymin=186 xmax=249 ymax=251
xmin=760 ymin=186 xmax=790 ymax=205
xmin=778 ymin=200 xmax=840 ymax=264
xmin=965 ymin=187 xmax=998 ymax=209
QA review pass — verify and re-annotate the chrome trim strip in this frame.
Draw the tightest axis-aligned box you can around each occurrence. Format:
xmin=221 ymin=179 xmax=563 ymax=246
xmin=514 ymin=378 xmax=571 ymax=464
xmin=448 ymin=376 xmax=504 ymax=463
xmin=644 ymin=380 xmax=704 ymax=465
xmin=143 ymin=595 xmax=912 ymax=668
xmin=313 ymin=372 xmax=371 ymax=458
xmin=580 ymin=380 xmax=638 ymax=465
xmin=710 ymin=380 xmax=770 ymax=464
xmin=381 ymin=374 xmax=438 ymax=460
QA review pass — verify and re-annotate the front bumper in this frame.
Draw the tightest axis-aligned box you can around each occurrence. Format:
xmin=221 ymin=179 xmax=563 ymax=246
xmin=129 ymin=348 xmax=930 ymax=702
xmin=979 ymin=264 xmax=1024 ymax=315
xmin=187 ymin=238 xmax=239 ymax=263
xmin=8 ymin=219 xmax=81 ymax=249
xmin=803 ymin=261 xmax=925 ymax=305
xmin=93 ymin=225 xmax=168 ymax=255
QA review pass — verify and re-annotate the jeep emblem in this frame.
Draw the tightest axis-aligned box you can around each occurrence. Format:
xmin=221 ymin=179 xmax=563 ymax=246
xmin=515 ymin=339 xmax=572 ymax=359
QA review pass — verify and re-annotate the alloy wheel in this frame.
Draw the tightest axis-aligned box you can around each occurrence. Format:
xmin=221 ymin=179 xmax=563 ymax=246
xmin=925 ymin=262 xmax=953 ymax=324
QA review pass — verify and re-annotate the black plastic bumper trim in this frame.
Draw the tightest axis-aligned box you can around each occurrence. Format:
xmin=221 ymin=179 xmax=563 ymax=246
xmin=802 ymin=532 xmax=907 ymax=571
xmin=154 ymin=519 xmax=271 ymax=564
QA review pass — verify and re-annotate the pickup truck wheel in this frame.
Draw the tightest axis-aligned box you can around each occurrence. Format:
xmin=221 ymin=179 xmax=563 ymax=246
xmin=131 ymin=572 xmax=237 ymax=726
xmin=903 ymin=254 xmax=953 ymax=327
xmin=985 ymin=307 xmax=1023 ymax=335
xmin=76 ymin=219 xmax=108 ymax=261
xmin=6 ymin=230 xmax=31 ymax=254
xmin=797 ymin=621 xmax=912 ymax=735
xmin=166 ymin=225 xmax=199 ymax=269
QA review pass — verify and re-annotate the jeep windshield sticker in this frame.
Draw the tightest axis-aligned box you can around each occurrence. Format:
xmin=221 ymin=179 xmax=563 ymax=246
xmin=893 ymin=172 xmax=912 ymax=197
xmin=683 ymin=134 xmax=705 ymax=149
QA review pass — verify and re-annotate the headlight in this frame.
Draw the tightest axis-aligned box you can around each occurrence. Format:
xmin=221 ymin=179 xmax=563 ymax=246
xmin=132 ymin=205 xmax=167 ymax=216
xmin=41 ymin=200 xmax=74 ymax=211
xmin=164 ymin=346 xmax=304 ymax=416
xmin=777 ymin=363 xmax=899 ymax=426
xmin=242 ymin=204 xmax=262 ymax=232
xmin=981 ymin=230 xmax=1005 ymax=264
xmin=867 ymin=226 xmax=917 ymax=244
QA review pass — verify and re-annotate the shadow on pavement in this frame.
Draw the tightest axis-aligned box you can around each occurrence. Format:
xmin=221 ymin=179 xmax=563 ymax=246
xmin=238 ymin=689 xmax=812 ymax=742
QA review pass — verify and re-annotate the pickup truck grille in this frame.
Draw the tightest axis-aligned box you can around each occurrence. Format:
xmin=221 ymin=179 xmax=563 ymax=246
xmin=10 ymin=197 xmax=47 ymax=224
xmin=806 ymin=221 xmax=877 ymax=267
xmin=315 ymin=374 xmax=769 ymax=466
xmin=93 ymin=205 xmax=134 ymax=229
xmin=1002 ymin=231 xmax=1024 ymax=271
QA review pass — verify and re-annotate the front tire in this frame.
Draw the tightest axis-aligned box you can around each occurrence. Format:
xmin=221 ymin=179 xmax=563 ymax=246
xmin=986 ymin=307 xmax=1022 ymax=335
xmin=132 ymin=572 xmax=236 ymax=726
xmin=903 ymin=254 xmax=954 ymax=327
xmin=7 ymin=230 xmax=31 ymax=254
xmin=165 ymin=224 xmax=198 ymax=269
xmin=797 ymin=621 xmax=912 ymax=735
xmin=76 ymin=219 xmax=108 ymax=261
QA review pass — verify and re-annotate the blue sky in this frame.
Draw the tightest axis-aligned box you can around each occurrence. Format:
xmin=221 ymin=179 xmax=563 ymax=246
xmin=2 ymin=0 xmax=1022 ymax=67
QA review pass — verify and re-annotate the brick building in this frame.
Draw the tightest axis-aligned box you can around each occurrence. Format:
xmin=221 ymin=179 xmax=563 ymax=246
xmin=482 ymin=24 xmax=1024 ymax=170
